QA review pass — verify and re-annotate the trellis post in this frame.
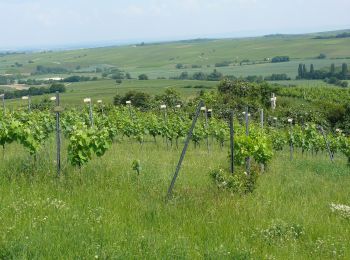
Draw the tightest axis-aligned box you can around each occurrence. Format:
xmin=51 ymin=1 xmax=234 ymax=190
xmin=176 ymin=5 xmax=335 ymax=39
xmin=167 ymin=101 xmax=203 ymax=199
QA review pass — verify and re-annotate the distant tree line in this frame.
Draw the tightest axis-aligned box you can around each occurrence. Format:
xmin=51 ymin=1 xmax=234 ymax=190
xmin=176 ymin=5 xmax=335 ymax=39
xmin=0 ymin=75 xmax=16 ymax=85
xmin=297 ymin=63 xmax=349 ymax=87
xmin=170 ymin=70 xmax=290 ymax=82
xmin=33 ymin=65 xmax=69 ymax=75
xmin=102 ymin=68 xmax=132 ymax=80
xmin=0 ymin=83 xmax=66 ymax=100
xmin=62 ymin=75 xmax=98 ymax=82
xmin=170 ymin=69 xmax=223 ymax=81
xmin=0 ymin=51 xmax=25 ymax=57
xmin=215 ymin=61 xmax=231 ymax=67
xmin=113 ymin=88 xmax=182 ymax=111
xmin=297 ymin=63 xmax=349 ymax=80
xmin=313 ymin=32 xmax=350 ymax=39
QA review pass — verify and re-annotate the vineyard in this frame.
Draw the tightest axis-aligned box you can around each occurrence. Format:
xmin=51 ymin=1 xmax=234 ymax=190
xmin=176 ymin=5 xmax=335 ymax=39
xmin=1 ymin=98 xmax=350 ymax=258
xmin=1 ymin=101 xmax=349 ymax=173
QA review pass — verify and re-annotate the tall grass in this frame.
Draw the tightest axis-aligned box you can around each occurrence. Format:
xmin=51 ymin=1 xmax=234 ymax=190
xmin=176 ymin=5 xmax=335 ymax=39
xmin=0 ymin=139 xmax=349 ymax=259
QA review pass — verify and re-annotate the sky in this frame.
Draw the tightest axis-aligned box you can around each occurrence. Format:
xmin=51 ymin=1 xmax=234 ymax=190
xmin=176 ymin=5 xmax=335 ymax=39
xmin=0 ymin=0 xmax=350 ymax=50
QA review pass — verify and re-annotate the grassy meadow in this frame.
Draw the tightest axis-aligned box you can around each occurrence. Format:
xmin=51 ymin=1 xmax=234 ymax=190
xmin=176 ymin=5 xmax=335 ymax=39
xmin=0 ymin=137 xmax=349 ymax=259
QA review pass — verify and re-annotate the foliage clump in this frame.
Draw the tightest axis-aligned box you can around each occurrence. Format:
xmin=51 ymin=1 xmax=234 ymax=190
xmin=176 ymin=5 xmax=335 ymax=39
xmin=210 ymin=168 xmax=258 ymax=194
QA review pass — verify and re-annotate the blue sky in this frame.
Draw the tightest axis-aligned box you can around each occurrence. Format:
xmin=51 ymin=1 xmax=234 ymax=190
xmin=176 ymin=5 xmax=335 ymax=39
xmin=0 ymin=0 xmax=349 ymax=49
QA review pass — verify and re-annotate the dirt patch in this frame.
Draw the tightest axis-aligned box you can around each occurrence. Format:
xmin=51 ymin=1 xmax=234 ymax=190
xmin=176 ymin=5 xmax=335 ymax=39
xmin=2 ymin=84 xmax=29 ymax=90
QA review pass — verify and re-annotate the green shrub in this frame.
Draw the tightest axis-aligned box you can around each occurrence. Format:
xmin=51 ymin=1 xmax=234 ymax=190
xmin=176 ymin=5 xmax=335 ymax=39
xmin=210 ymin=168 xmax=258 ymax=194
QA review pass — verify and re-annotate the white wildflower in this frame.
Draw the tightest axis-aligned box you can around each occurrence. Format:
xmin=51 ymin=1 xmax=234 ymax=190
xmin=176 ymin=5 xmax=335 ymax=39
xmin=330 ymin=203 xmax=350 ymax=219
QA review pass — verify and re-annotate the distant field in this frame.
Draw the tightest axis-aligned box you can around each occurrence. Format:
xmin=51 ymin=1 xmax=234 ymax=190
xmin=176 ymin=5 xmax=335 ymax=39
xmin=3 ymin=79 xmax=218 ymax=108
xmin=1 ymin=32 xmax=350 ymax=79
xmin=1 ymin=30 xmax=349 ymax=108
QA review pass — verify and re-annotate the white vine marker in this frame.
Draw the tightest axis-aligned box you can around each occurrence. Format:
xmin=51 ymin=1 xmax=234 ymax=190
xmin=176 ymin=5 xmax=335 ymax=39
xmin=175 ymin=104 xmax=181 ymax=108
xmin=126 ymin=100 xmax=131 ymax=105
xmin=97 ymin=100 xmax=102 ymax=104
xmin=50 ymin=96 xmax=56 ymax=101
xmin=160 ymin=104 xmax=167 ymax=109
xmin=83 ymin=98 xmax=93 ymax=127
xmin=271 ymin=93 xmax=277 ymax=110
xmin=22 ymin=96 xmax=31 ymax=112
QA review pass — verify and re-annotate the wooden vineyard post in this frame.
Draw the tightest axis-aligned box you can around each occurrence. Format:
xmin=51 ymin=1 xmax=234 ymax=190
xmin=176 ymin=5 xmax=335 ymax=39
xmin=97 ymin=100 xmax=104 ymax=115
xmin=318 ymin=126 xmax=334 ymax=163
xmin=201 ymin=106 xmax=210 ymax=153
xmin=89 ymin=100 xmax=94 ymax=127
xmin=245 ymin=107 xmax=251 ymax=175
xmin=28 ymin=95 xmax=31 ymax=112
xmin=288 ymin=119 xmax=293 ymax=160
xmin=167 ymin=100 xmax=203 ymax=199
xmin=229 ymin=110 xmax=234 ymax=174
xmin=0 ymin=94 xmax=4 ymax=115
xmin=260 ymin=109 xmax=265 ymax=173
xmin=161 ymin=104 xmax=168 ymax=148
xmin=55 ymin=92 xmax=61 ymax=177
xmin=205 ymin=108 xmax=209 ymax=153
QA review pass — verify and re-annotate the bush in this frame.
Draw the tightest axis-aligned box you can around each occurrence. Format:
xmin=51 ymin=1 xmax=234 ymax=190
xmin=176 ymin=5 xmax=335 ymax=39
xmin=210 ymin=168 xmax=258 ymax=194
xmin=271 ymin=56 xmax=290 ymax=63
xmin=175 ymin=63 xmax=184 ymax=69
xmin=138 ymin=74 xmax=149 ymax=80
xmin=317 ymin=53 xmax=327 ymax=59
xmin=215 ymin=61 xmax=231 ymax=67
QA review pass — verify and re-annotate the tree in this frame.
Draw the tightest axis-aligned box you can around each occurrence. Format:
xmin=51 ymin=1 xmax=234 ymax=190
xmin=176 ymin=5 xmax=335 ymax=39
xmin=302 ymin=64 xmax=307 ymax=78
xmin=342 ymin=63 xmax=348 ymax=77
xmin=192 ymin=72 xmax=207 ymax=80
xmin=155 ymin=88 xmax=183 ymax=108
xmin=126 ymin=72 xmax=132 ymax=79
xmin=49 ymin=83 xmax=66 ymax=93
xmin=138 ymin=74 xmax=149 ymax=80
xmin=179 ymin=72 xmax=189 ymax=80
xmin=317 ymin=53 xmax=326 ymax=59
xmin=297 ymin=64 xmax=303 ymax=79
xmin=330 ymin=63 xmax=335 ymax=75
xmin=113 ymin=94 xmax=122 ymax=106
xmin=309 ymin=64 xmax=315 ymax=79
xmin=207 ymin=69 xmax=223 ymax=81
xmin=310 ymin=64 xmax=314 ymax=74
xmin=121 ymin=91 xmax=151 ymax=110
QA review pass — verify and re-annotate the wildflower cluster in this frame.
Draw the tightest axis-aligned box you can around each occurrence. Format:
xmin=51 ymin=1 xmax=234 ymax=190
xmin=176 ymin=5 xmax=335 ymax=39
xmin=330 ymin=203 xmax=350 ymax=219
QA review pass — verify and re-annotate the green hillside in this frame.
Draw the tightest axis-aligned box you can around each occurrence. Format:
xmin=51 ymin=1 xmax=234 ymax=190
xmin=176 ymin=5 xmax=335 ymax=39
xmin=1 ymin=30 xmax=350 ymax=79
